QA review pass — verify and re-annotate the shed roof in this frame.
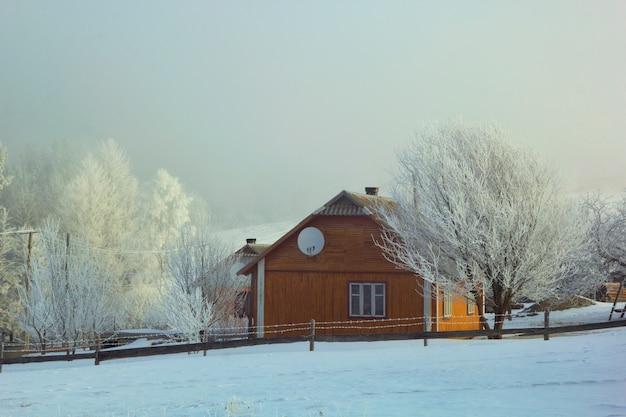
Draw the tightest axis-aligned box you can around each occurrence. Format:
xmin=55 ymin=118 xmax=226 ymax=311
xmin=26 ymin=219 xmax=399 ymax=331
xmin=237 ymin=189 xmax=395 ymax=276
xmin=235 ymin=243 xmax=271 ymax=257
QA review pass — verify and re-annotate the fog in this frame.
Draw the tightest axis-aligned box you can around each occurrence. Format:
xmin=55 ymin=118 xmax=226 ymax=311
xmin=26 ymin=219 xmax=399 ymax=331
xmin=1 ymin=1 xmax=625 ymax=226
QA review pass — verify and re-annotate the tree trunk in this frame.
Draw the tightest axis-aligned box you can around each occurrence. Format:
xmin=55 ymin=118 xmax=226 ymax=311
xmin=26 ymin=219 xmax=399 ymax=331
xmin=492 ymin=306 xmax=506 ymax=339
xmin=491 ymin=300 xmax=512 ymax=339
xmin=490 ymin=281 xmax=512 ymax=339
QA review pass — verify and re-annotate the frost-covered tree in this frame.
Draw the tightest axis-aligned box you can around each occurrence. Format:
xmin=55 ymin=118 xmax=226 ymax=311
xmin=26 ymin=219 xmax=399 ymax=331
xmin=136 ymin=169 xmax=194 ymax=285
xmin=585 ymin=192 xmax=626 ymax=284
xmin=140 ymin=169 xmax=193 ymax=249
xmin=1 ymin=142 xmax=89 ymax=335
xmin=17 ymin=221 xmax=117 ymax=352
xmin=156 ymin=225 xmax=244 ymax=342
xmin=61 ymin=139 xmax=138 ymax=249
xmin=0 ymin=142 xmax=20 ymax=332
xmin=58 ymin=140 xmax=141 ymax=329
xmin=375 ymin=122 xmax=602 ymax=332
xmin=2 ymin=141 xmax=83 ymax=230
xmin=132 ymin=178 xmax=218 ymax=331
xmin=61 ymin=140 xmax=140 ymax=290
xmin=0 ymin=143 xmax=12 ymax=195
xmin=0 ymin=211 xmax=21 ymax=333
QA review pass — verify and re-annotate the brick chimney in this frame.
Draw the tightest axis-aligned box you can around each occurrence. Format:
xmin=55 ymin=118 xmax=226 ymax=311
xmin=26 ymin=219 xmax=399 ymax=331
xmin=365 ymin=187 xmax=379 ymax=196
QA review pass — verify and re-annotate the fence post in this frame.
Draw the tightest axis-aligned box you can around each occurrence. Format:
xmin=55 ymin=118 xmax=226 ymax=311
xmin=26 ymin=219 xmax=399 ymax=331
xmin=94 ymin=335 xmax=100 ymax=366
xmin=0 ymin=332 xmax=5 ymax=373
xmin=544 ymin=308 xmax=550 ymax=341
xmin=309 ymin=319 xmax=315 ymax=352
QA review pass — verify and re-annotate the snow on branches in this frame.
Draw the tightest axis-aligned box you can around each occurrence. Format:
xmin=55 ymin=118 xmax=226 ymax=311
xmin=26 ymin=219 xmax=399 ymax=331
xmin=375 ymin=122 xmax=603 ymax=331
xmin=585 ymin=192 xmax=626 ymax=283
xmin=157 ymin=226 xmax=245 ymax=343
xmin=17 ymin=221 xmax=117 ymax=352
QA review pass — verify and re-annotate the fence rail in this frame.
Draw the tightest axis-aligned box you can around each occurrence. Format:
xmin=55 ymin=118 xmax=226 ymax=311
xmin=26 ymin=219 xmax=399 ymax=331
xmin=2 ymin=317 xmax=626 ymax=371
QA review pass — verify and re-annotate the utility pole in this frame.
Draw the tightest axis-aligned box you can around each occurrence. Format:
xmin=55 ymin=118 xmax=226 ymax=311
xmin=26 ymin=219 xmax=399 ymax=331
xmin=26 ymin=231 xmax=33 ymax=292
xmin=65 ymin=232 xmax=70 ymax=274
xmin=23 ymin=231 xmax=34 ymax=349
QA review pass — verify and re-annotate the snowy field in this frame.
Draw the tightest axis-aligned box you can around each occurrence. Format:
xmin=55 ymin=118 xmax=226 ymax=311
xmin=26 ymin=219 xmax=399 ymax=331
xmin=2 ymin=302 xmax=626 ymax=417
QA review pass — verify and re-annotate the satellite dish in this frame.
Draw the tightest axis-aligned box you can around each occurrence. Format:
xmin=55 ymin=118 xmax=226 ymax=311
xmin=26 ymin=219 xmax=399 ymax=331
xmin=297 ymin=227 xmax=325 ymax=257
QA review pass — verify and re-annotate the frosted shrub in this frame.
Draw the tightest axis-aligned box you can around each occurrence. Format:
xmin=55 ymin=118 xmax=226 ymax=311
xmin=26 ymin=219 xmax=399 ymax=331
xmin=225 ymin=396 xmax=253 ymax=416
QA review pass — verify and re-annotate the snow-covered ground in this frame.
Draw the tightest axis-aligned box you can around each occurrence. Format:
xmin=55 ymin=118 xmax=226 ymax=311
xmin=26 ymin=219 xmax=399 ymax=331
xmin=2 ymin=303 xmax=626 ymax=417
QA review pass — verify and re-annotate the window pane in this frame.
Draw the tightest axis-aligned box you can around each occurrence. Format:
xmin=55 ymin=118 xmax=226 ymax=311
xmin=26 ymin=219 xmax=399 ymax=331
xmin=375 ymin=284 xmax=384 ymax=295
xmin=363 ymin=285 xmax=372 ymax=315
xmin=374 ymin=294 xmax=384 ymax=316
xmin=351 ymin=284 xmax=360 ymax=295
xmin=351 ymin=295 xmax=360 ymax=315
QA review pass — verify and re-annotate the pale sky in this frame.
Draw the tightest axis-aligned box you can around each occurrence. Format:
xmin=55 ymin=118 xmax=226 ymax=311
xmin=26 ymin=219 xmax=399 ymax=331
xmin=1 ymin=1 xmax=625 ymax=226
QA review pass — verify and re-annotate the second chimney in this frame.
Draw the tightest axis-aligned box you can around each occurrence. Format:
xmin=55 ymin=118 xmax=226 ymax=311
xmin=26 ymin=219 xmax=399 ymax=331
xmin=365 ymin=187 xmax=379 ymax=196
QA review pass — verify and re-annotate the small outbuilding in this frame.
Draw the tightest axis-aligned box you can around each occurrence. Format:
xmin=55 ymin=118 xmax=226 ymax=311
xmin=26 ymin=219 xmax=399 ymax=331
xmin=238 ymin=188 xmax=480 ymax=337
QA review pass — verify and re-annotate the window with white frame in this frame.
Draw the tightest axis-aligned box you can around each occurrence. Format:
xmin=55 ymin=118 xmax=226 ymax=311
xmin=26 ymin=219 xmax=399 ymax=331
xmin=467 ymin=298 xmax=475 ymax=315
xmin=443 ymin=290 xmax=453 ymax=318
xmin=350 ymin=282 xmax=386 ymax=317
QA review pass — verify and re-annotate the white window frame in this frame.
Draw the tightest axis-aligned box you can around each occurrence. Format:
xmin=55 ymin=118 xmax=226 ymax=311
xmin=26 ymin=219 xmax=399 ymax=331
xmin=349 ymin=282 xmax=386 ymax=318
xmin=443 ymin=290 xmax=453 ymax=318
xmin=467 ymin=298 xmax=475 ymax=315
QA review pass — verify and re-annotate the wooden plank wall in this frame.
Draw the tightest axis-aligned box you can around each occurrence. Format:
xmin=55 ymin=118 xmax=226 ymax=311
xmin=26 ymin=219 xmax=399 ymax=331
xmin=434 ymin=291 xmax=482 ymax=332
xmin=254 ymin=215 xmax=480 ymax=336
xmin=265 ymin=216 xmax=395 ymax=273
xmin=263 ymin=271 xmax=424 ymax=336
xmin=604 ymin=282 xmax=626 ymax=303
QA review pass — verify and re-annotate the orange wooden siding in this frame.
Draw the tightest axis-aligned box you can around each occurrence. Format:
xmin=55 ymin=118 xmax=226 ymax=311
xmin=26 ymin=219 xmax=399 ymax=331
xmin=264 ymin=216 xmax=395 ymax=274
xmin=249 ymin=213 xmax=481 ymax=336
xmin=435 ymin=291 xmax=481 ymax=332
xmin=262 ymin=271 xmax=423 ymax=336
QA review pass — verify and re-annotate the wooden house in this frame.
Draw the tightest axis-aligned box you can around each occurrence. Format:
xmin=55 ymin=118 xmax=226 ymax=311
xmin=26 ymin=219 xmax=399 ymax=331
xmin=238 ymin=188 xmax=481 ymax=337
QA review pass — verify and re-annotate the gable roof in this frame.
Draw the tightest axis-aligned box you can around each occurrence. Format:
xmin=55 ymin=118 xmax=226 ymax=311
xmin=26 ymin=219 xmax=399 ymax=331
xmin=237 ymin=189 xmax=395 ymax=276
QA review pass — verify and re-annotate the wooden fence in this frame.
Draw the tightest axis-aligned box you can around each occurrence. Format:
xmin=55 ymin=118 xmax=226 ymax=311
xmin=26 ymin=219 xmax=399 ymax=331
xmin=2 ymin=316 xmax=626 ymax=372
